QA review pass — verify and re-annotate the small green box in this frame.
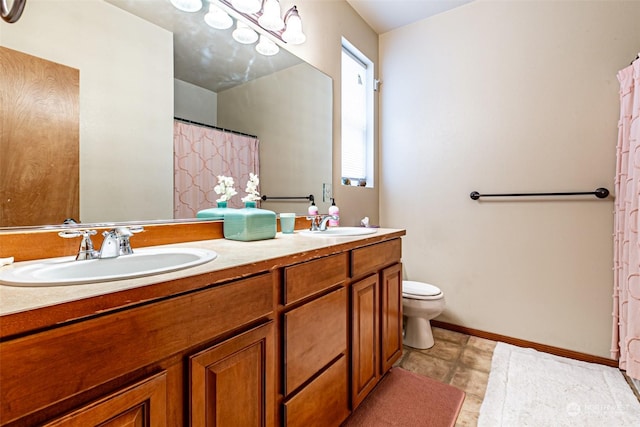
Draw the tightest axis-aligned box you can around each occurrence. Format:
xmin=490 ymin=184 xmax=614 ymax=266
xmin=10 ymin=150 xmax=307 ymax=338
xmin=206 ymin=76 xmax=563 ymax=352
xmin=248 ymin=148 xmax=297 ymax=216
xmin=223 ymin=202 xmax=276 ymax=241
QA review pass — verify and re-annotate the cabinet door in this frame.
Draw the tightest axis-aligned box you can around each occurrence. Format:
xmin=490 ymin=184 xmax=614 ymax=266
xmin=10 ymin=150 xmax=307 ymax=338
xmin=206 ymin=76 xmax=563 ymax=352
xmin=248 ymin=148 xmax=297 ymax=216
xmin=381 ymin=263 xmax=403 ymax=373
xmin=190 ymin=322 xmax=274 ymax=427
xmin=351 ymin=274 xmax=380 ymax=408
xmin=43 ymin=372 xmax=167 ymax=427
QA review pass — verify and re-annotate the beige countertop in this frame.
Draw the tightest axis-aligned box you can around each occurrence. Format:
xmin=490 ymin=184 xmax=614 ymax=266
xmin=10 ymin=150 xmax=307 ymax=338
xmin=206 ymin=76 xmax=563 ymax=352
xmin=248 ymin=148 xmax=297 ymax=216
xmin=0 ymin=228 xmax=405 ymax=322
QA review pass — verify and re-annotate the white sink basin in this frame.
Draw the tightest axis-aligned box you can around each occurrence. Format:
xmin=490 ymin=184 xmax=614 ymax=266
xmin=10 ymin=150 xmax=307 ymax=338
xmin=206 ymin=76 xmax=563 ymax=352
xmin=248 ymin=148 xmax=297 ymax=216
xmin=0 ymin=247 xmax=218 ymax=287
xmin=298 ymin=227 xmax=378 ymax=237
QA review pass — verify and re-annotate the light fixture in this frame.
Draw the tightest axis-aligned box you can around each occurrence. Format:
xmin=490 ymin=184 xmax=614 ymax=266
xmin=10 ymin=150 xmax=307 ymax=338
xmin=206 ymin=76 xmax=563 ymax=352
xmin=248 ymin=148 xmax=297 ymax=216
xmin=258 ymin=0 xmax=284 ymax=31
xmin=232 ymin=21 xmax=259 ymax=44
xmin=255 ymin=35 xmax=279 ymax=56
xmin=231 ymin=0 xmax=261 ymax=14
xmin=204 ymin=4 xmax=233 ymax=29
xmin=282 ymin=6 xmax=306 ymax=45
xmin=169 ymin=0 xmax=203 ymax=12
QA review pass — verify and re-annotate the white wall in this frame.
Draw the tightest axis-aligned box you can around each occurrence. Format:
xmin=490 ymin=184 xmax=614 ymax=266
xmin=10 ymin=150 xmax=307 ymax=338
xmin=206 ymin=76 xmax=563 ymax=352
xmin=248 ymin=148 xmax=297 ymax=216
xmin=2 ymin=0 xmax=174 ymax=223
xmin=380 ymin=0 xmax=640 ymax=358
xmin=174 ymin=79 xmax=217 ymax=126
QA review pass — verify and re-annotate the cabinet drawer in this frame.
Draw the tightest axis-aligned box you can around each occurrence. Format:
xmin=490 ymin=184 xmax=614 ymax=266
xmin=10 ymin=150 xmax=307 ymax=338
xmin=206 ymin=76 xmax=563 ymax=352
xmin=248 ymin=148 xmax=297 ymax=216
xmin=283 ymin=287 xmax=347 ymax=395
xmin=283 ymin=355 xmax=350 ymax=427
xmin=351 ymin=239 xmax=402 ymax=278
xmin=284 ymin=253 xmax=348 ymax=305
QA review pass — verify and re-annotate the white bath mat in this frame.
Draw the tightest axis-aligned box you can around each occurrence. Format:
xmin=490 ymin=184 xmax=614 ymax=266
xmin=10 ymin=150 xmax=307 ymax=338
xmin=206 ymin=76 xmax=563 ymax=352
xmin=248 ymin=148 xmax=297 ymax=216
xmin=478 ymin=342 xmax=640 ymax=426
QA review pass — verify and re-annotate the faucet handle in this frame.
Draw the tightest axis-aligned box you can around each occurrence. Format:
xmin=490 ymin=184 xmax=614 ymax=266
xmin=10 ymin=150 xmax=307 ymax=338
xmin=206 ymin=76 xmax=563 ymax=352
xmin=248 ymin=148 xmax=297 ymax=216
xmin=58 ymin=229 xmax=98 ymax=260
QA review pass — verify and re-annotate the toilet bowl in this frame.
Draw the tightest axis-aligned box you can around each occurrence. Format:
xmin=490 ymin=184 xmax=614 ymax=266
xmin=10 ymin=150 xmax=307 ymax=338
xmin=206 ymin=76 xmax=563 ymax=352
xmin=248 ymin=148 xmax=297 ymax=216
xmin=402 ymin=280 xmax=445 ymax=349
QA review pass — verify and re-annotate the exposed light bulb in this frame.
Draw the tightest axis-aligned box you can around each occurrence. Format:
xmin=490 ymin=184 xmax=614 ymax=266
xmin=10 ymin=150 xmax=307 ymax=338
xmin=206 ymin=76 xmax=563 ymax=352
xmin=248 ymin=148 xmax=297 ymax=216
xmin=256 ymin=35 xmax=279 ymax=56
xmin=258 ymin=0 xmax=284 ymax=31
xmin=232 ymin=21 xmax=258 ymax=44
xmin=169 ymin=0 xmax=202 ymax=12
xmin=204 ymin=4 xmax=233 ymax=29
xmin=282 ymin=6 xmax=306 ymax=45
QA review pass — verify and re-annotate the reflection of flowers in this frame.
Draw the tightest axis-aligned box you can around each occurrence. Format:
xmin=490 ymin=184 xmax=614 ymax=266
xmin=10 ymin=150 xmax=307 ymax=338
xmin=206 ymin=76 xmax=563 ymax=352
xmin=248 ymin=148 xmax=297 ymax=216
xmin=241 ymin=173 xmax=261 ymax=202
xmin=214 ymin=175 xmax=237 ymax=202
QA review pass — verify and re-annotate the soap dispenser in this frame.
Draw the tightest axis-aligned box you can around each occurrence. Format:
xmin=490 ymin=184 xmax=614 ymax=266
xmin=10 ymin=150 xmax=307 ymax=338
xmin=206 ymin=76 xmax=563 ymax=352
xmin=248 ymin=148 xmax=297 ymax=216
xmin=328 ymin=198 xmax=339 ymax=227
xmin=308 ymin=199 xmax=319 ymax=216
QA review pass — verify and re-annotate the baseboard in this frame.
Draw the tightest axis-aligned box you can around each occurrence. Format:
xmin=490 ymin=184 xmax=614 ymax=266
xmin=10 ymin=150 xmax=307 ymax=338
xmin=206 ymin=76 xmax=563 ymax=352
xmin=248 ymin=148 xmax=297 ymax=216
xmin=431 ymin=320 xmax=618 ymax=368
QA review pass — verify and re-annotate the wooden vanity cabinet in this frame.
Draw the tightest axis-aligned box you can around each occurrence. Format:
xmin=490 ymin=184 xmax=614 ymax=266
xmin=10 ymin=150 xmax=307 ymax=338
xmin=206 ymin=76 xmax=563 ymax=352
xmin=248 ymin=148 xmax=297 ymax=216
xmin=0 ymin=233 xmax=405 ymax=427
xmin=350 ymin=239 xmax=403 ymax=410
xmin=0 ymin=273 xmax=275 ymax=427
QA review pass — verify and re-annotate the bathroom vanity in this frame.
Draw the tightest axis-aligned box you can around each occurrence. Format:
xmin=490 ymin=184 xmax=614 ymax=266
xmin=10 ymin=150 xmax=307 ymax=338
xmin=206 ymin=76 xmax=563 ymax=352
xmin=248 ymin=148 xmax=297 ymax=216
xmin=0 ymin=227 xmax=404 ymax=426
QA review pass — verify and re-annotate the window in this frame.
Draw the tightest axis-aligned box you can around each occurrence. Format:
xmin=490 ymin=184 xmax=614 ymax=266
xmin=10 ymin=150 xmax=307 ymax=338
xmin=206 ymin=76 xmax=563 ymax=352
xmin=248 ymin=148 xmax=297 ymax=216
xmin=341 ymin=38 xmax=373 ymax=187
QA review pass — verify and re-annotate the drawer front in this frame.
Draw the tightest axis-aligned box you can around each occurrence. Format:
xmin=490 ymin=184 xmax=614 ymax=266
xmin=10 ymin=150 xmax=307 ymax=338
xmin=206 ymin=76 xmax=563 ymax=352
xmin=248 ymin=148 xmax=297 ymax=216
xmin=283 ymin=287 xmax=348 ymax=395
xmin=351 ymin=239 xmax=402 ymax=278
xmin=284 ymin=253 xmax=348 ymax=305
xmin=0 ymin=273 xmax=274 ymax=425
xmin=283 ymin=355 xmax=350 ymax=427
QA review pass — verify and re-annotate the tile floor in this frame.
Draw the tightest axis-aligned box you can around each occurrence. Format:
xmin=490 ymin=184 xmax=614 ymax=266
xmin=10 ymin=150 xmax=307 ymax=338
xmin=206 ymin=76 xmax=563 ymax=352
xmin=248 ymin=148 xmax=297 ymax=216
xmin=395 ymin=327 xmax=640 ymax=427
xmin=395 ymin=327 xmax=497 ymax=427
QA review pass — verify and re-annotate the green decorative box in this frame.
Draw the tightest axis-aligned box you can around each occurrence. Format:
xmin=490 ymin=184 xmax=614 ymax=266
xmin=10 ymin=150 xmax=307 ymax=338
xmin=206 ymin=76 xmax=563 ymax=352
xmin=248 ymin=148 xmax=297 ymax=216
xmin=223 ymin=201 xmax=276 ymax=241
xmin=196 ymin=201 xmax=232 ymax=220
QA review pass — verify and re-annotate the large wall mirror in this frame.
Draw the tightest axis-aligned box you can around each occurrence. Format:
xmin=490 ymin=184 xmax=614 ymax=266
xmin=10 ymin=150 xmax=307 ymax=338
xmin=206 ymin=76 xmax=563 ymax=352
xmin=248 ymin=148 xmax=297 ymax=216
xmin=0 ymin=0 xmax=332 ymax=229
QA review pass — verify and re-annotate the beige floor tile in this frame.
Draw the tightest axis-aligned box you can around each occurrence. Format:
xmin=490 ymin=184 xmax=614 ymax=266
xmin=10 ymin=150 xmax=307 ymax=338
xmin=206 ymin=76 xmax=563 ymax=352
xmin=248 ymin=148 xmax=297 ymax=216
xmin=459 ymin=346 xmax=494 ymax=373
xmin=467 ymin=335 xmax=497 ymax=353
xmin=399 ymin=350 xmax=456 ymax=383
xmin=433 ymin=327 xmax=470 ymax=345
xmin=450 ymin=366 xmax=491 ymax=398
xmin=414 ymin=338 xmax=464 ymax=361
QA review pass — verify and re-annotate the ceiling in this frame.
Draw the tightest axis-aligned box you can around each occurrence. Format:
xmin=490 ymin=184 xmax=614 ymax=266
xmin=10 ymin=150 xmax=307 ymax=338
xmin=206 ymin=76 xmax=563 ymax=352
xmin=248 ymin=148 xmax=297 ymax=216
xmin=346 ymin=0 xmax=474 ymax=34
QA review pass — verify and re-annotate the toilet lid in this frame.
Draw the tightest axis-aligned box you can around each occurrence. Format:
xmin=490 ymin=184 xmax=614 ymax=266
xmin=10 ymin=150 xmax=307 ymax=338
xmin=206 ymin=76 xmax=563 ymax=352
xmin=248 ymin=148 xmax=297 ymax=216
xmin=402 ymin=280 xmax=442 ymax=298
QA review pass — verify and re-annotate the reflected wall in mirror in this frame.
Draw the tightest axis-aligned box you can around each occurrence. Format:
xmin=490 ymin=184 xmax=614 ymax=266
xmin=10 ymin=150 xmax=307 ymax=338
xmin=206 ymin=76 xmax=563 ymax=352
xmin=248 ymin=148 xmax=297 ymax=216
xmin=0 ymin=0 xmax=332 ymax=229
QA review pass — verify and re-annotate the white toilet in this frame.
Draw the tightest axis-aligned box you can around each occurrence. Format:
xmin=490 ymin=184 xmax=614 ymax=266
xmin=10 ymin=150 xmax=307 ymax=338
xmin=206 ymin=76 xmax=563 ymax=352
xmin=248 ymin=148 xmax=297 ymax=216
xmin=402 ymin=280 xmax=445 ymax=349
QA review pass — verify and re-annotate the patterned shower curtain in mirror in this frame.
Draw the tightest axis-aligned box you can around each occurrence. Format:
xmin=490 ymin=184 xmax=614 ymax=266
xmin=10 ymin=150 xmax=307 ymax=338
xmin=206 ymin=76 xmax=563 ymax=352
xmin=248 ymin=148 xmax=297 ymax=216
xmin=612 ymin=54 xmax=640 ymax=381
xmin=173 ymin=121 xmax=259 ymax=218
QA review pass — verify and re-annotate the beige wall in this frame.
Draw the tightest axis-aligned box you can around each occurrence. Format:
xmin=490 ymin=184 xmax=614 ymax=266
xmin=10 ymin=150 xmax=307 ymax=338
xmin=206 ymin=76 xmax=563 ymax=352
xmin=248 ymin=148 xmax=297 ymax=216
xmin=2 ymin=0 xmax=174 ymax=223
xmin=175 ymin=79 xmax=218 ymax=127
xmin=282 ymin=0 xmax=380 ymax=226
xmin=379 ymin=0 xmax=640 ymax=358
xmin=217 ymin=63 xmax=332 ymax=215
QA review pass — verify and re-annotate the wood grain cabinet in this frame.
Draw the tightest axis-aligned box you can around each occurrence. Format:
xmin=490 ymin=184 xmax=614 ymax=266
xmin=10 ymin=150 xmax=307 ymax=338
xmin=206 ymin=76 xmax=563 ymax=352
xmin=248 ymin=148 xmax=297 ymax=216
xmin=42 ymin=372 xmax=168 ymax=427
xmin=350 ymin=240 xmax=403 ymax=410
xmin=0 ymin=235 xmax=404 ymax=427
xmin=190 ymin=322 xmax=275 ymax=427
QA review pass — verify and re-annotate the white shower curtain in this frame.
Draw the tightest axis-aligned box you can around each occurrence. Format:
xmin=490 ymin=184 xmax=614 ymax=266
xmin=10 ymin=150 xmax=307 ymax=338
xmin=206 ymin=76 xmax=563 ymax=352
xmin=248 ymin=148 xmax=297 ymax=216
xmin=612 ymin=54 xmax=640 ymax=381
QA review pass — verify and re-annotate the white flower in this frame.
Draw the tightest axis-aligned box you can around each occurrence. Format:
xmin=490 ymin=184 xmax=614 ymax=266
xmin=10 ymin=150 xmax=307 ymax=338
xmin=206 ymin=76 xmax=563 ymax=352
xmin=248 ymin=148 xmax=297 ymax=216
xmin=241 ymin=173 xmax=261 ymax=202
xmin=213 ymin=175 xmax=237 ymax=202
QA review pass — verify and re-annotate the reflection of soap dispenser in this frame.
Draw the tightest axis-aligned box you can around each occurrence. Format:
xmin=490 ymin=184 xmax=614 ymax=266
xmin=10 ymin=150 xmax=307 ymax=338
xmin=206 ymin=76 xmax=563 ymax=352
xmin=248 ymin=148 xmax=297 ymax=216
xmin=308 ymin=199 xmax=318 ymax=216
xmin=328 ymin=198 xmax=339 ymax=227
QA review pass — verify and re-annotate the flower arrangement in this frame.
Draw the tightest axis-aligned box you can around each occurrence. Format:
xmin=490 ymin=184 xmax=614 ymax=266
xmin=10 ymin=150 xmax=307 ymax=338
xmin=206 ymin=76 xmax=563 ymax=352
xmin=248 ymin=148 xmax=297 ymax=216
xmin=241 ymin=173 xmax=261 ymax=203
xmin=214 ymin=175 xmax=237 ymax=202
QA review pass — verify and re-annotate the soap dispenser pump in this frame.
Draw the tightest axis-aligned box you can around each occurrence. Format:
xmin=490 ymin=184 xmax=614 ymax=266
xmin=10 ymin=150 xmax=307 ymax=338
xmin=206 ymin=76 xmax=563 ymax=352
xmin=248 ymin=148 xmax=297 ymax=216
xmin=328 ymin=198 xmax=339 ymax=227
xmin=308 ymin=199 xmax=319 ymax=216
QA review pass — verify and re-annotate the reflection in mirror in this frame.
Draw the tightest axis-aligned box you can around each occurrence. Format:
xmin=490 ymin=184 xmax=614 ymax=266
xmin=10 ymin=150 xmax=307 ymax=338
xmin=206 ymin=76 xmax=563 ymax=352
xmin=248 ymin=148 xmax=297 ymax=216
xmin=0 ymin=0 xmax=331 ymax=229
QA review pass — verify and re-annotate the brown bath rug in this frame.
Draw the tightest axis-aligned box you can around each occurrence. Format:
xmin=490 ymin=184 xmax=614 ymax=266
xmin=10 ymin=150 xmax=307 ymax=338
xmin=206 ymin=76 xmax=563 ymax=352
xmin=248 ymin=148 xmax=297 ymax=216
xmin=342 ymin=367 xmax=465 ymax=427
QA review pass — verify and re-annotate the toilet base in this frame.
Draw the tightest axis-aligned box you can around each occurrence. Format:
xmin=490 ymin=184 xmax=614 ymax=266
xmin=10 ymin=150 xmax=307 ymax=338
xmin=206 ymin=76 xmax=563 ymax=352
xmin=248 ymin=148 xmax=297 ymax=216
xmin=403 ymin=317 xmax=435 ymax=349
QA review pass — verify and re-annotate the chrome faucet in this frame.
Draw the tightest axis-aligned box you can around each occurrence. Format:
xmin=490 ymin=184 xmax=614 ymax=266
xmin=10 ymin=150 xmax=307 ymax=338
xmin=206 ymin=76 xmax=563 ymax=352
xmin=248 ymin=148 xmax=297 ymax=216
xmin=306 ymin=214 xmax=338 ymax=232
xmin=58 ymin=229 xmax=99 ymax=260
xmin=318 ymin=215 xmax=338 ymax=231
xmin=99 ymin=226 xmax=143 ymax=259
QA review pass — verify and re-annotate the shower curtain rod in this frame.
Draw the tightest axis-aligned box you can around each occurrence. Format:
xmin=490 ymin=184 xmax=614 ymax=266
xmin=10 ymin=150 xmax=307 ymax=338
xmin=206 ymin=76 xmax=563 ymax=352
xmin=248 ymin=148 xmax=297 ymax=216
xmin=174 ymin=117 xmax=257 ymax=139
xmin=469 ymin=187 xmax=610 ymax=200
